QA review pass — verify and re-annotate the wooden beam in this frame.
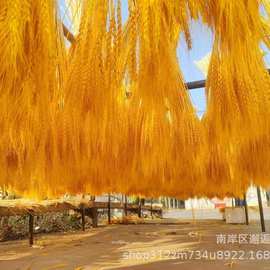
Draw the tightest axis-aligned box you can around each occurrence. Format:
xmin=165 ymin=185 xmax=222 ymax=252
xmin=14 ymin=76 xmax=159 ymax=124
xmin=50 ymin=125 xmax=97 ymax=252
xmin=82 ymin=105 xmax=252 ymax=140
xmin=257 ymin=187 xmax=266 ymax=232
xmin=138 ymin=198 xmax=142 ymax=218
xmin=81 ymin=205 xmax=86 ymax=231
xmin=62 ymin=23 xmax=75 ymax=44
xmin=91 ymin=207 xmax=98 ymax=228
xmin=150 ymin=198 xmax=153 ymax=219
xmin=108 ymin=193 xmax=111 ymax=224
xmin=124 ymin=195 xmax=128 ymax=216
xmin=28 ymin=213 xmax=34 ymax=246
xmin=0 ymin=200 xmax=162 ymax=217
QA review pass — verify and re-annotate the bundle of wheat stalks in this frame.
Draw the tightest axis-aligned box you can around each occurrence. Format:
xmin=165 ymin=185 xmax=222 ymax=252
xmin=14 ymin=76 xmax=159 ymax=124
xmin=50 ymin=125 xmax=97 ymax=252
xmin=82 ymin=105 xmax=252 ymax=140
xmin=0 ymin=0 xmax=270 ymax=199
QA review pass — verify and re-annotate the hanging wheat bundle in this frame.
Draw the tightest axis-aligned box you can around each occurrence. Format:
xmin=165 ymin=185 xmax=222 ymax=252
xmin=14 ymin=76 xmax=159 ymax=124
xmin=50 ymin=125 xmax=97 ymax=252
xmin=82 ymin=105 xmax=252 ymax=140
xmin=122 ymin=0 xmax=204 ymax=198
xmin=202 ymin=0 xmax=270 ymax=194
xmin=0 ymin=0 xmax=66 ymax=198
xmin=57 ymin=0 xmax=132 ymax=196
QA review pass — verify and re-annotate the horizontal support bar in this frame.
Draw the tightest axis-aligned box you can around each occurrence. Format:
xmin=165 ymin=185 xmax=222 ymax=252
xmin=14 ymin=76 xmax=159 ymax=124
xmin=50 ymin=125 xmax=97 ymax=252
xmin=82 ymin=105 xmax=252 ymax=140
xmin=62 ymin=23 xmax=76 ymax=44
xmin=0 ymin=200 xmax=162 ymax=217
xmin=186 ymin=80 xmax=206 ymax=90
xmin=186 ymin=69 xmax=270 ymax=90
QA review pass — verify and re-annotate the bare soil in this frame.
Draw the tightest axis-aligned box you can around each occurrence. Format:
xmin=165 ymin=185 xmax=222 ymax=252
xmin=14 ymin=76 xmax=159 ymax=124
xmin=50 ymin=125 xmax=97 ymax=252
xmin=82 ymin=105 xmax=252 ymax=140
xmin=0 ymin=219 xmax=270 ymax=269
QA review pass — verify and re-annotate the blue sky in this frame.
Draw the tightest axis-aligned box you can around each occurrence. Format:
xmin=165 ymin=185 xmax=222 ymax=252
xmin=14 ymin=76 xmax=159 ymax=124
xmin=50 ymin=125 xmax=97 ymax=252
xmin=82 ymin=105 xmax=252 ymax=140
xmin=122 ymin=1 xmax=211 ymax=116
xmin=178 ymin=20 xmax=213 ymax=116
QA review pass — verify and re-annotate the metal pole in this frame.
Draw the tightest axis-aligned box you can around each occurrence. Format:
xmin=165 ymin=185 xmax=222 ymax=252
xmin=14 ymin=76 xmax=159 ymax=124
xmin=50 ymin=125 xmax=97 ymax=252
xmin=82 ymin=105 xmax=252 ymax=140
xmin=108 ymin=193 xmax=111 ymax=224
xmin=257 ymin=187 xmax=266 ymax=232
xmin=243 ymin=193 xmax=249 ymax=225
xmin=186 ymin=79 xmax=206 ymax=89
xmin=185 ymin=69 xmax=270 ymax=90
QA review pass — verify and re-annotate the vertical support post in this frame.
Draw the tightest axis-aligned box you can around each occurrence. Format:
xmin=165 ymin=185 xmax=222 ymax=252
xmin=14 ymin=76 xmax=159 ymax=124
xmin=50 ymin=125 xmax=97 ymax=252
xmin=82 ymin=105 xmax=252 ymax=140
xmin=124 ymin=195 xmax=128 ymax=216
xmin=81 ymin=205 xmax=86 ymax=231
xmin=92 ymin=207 xmax=98 ymax=228
xmin=138 ymin=198 xmax=142 ymax=218
xmin=257 ymin=187 xmax=266 ymax=232
xmin=150 ymin=198 xmax=153 ymax=219
xmin=243 ymin=193 xmax=249 ymax=225
xmin=266 ymin=192 xmax=270 ymax=207
xmin=29 ymin=213 xmax=34 ymax=246
xmin=163 ymin=197 xmax=166 ymax=208
xmin=108 ymin=193 xmax=111 ymax=224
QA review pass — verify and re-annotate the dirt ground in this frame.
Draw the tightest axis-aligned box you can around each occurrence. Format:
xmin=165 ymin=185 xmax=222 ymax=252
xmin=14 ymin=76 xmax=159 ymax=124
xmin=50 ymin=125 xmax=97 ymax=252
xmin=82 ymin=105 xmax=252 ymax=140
xmin=1 ymin=219 xmax=270 ymax=270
